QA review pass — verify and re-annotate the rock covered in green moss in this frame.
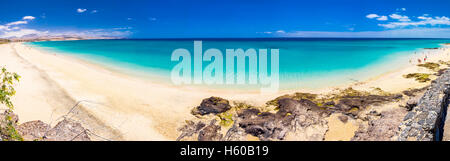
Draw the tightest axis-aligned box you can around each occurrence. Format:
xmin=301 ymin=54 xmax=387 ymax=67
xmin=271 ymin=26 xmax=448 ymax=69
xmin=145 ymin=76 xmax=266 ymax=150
xmin=404 ymin=73 xmax=431 ymax=83
xmin=418 ymin=62 xmax=440 ymax=71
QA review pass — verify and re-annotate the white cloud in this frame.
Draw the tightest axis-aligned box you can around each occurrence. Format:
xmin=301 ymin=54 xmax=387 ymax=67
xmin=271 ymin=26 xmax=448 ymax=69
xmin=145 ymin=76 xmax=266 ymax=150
xmin=6 ymin=21 xmax=28 ymax=26
xmin=113 ymin=27 xmax=133 ymax=30
xmin=149 ymin=17 xmax=157 ymax=21
xmin=389 ymin=14 xmax=411 ymax=22
xmin=0 ymin=29 xmax=48 ymax=38
xmin=377 ymin=16 xmax=388 ymax=21
xmin=0 ymin=14 xmax=132 ymax=39
xmin=366 ymin=14 xmax=379 ymax=19
xmin=91 ymin=10 xmax=98 ymax=13
xmin=379 ymin=16 xmax=450 ymax=28
xmin=77 ymin=8 xmax=87 ymax=13
xmin=127 ymin=18 xmax=133 ymax=21
xmin=418 ymin=16 xmax=430 ymax=20
xmin=22 ymin=16 xmax=35 ymax=20
xmin=272 ymin=28 xmax=450 ymax=38
xmin=276 ymin=30 xmax=286 ymax=33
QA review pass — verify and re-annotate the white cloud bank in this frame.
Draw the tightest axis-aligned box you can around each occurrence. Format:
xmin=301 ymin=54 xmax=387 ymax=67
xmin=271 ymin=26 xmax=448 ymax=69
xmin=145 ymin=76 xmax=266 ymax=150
xmin=270 ymin=28 xmax=450 ymax=38
xmin=366 ymin=14 xmax=388 ymax=21
xmin=0 ymin=15 xmax=132 ymax=39
xmin=6 ymin=21 xmax=28 ymax=26
xmin=77 ymin=8 xmax=87 ymax=13
xmin=389 ymin=14 xmax=411 ymax=22
xmin=379 ymin=16 xmax=450 ymax=28
xmin=1 ymin=29 xmax=48 ymax=38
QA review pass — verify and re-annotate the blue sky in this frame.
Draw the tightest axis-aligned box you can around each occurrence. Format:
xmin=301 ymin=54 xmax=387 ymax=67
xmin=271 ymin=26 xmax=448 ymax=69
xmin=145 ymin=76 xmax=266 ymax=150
xmin=1 ymin=0 xmax=450 ymax=38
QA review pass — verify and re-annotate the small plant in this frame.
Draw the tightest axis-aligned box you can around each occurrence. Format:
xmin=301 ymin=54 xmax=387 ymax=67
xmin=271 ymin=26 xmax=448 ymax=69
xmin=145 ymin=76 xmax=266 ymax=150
xmin=403 ymin=73 xmax=431 ymax=83
xmin=217 ymin=112 xmax=233 ymax=127
xmin=0 ymin=67 xmax=20 ymax=110
xmin=418 ymin=62 xmax=440 ymax=71
xmin=0 ymin=115 xmax=23 ymax=141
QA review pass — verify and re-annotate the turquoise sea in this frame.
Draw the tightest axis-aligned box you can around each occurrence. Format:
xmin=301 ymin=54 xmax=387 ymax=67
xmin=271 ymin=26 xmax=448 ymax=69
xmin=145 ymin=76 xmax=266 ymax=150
xmin=27 ymin=38 xmax=450 ymax=90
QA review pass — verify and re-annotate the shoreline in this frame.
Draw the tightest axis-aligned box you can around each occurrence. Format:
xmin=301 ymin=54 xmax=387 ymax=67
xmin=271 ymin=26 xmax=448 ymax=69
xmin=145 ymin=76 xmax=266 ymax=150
xmin=1 ymin=42 xmax=449 ymax=140
xmin=26 ymin=40 xmax=434 ymax=92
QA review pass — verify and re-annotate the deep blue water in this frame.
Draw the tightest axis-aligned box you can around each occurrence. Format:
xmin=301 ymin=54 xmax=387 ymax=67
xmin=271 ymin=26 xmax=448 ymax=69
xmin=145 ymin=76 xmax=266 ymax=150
xmin=28 ymin=38 xmax=450 ymax=90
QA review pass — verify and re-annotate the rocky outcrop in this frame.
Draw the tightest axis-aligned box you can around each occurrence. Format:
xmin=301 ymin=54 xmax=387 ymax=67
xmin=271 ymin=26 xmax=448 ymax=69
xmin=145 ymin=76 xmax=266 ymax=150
xmin=237 ymin=98 xmax=330 ymax=140
xmin=17 ymin=120 xmax=50 ymax=140
xmin=44 ymin=118 xmax=90 ymax=141
xmin=336 ymin=94 xmax=403 ymax=115
xmin=0 ymin=110 xmax=91 ymax=141
xmin=398 ymin=69 xmax=450 ymax=141
xmin=198 ymin=120 xmax=222 ymax=141
xmin=178 ymin=97 xmax=330 ymax=141
xmin=178 ymin=77 xmax=439 ymax=141
xmin=192 ymin=97 xmax=231 ymax=115
xmin=352 ymin=108 xmax=407 ymax=141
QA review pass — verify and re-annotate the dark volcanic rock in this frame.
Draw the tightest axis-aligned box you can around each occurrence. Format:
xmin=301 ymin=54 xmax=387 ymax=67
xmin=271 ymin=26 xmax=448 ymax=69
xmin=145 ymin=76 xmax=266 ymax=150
xmin=336 ymin=94 xmax=403 ymax=113
xmin=323 ymin=101 xmax=335 ymax=106
xmin=223 ymin=122 xmax=248 ymax=141
xmin=198 ymin=120 xmax=222 ymax=141
xmin=237 ymin=98 xmax=329 ymax=140
xmin=338 ymin=115 xmax=348 ymax=123
xmin=238 ymin=112 xmax=279 ymax=139
xmin=177 ymin=120 xmax=206 ymax=141
xmin=336 ymin=98 xmax=363 ymax=111
xmin=405 ymin=95 xmax=422 ymax=111
xmin=402 ymin=86 xmax=429 ymax=97
xmin=237 ymin=108 xmax=260 ymax=120
xmin=192 ymin=97 xmax=231 ymax=115
xmin=436 ymin=68 xmax=447 ymax=76
xmin=277 ymin=98 xmax=323 ymax=115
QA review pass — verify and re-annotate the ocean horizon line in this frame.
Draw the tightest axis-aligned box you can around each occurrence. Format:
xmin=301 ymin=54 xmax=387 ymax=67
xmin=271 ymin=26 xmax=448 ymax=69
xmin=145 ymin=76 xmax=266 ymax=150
xmin=112 ymin=37 xmax=450 ymax=40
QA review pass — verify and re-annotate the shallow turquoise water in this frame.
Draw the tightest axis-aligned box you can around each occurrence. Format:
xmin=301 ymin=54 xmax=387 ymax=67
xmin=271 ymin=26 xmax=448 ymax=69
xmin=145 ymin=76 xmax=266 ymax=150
xmin=28 ymin=38 xmax=450 ymax=90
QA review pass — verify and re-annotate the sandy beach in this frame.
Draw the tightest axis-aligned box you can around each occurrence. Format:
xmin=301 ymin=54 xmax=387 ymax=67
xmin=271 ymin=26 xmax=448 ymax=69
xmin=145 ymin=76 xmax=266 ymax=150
xmin=0 ymin=42 xmax=449 ymax=141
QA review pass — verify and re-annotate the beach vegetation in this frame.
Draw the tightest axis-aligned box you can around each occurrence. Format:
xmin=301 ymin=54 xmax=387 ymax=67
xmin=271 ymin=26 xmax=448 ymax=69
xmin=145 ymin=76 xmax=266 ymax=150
xmin=0 ymin=67 xmax=20 ymax=110
xmin=0 ymin=114 xmax=23 ymax=141
xmin=418 ymin=62 xmax=440 ymax=71
xmin=371 ymin=87 xmax=392 ymax=96
xmin=403 ymin=73 xmax=431 ymax=83
xmin=0 ymin=67 xmax=22 ymax=141
xmin=217 ymin=112 xmax=233 ymax=127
